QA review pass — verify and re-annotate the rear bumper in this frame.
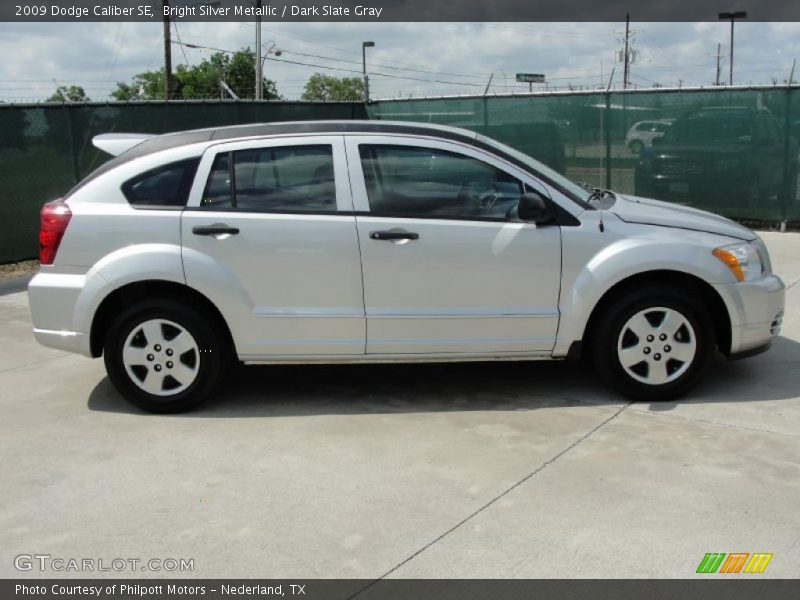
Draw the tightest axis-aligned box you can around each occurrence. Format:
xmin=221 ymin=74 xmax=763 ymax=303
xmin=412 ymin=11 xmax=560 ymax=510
xmin=713 ymin=274 xmax=785 ymax=356
xmin=28 ymin=271 xmax=93 ymax=357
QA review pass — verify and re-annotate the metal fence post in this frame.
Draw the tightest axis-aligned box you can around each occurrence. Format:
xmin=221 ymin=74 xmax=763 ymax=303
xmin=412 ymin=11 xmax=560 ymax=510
xmin=605 ymin=92 xmax=612 ymax=189
xmin=780 ymin=87 xmax=793 ymax=223
xmin=65 ymin=105 xmax=82 ymax=183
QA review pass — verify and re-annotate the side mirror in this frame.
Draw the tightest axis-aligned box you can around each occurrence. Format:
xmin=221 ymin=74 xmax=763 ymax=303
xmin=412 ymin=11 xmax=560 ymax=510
xmin=518 ymin=191 xmax=554 ymax=224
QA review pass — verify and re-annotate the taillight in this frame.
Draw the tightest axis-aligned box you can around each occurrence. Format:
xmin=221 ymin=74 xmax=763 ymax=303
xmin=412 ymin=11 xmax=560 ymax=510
xmin=39 ymin=200 xmax=72 ymax=265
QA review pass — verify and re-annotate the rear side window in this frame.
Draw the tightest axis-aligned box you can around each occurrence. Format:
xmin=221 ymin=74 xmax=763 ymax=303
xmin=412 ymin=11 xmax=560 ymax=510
xmin=201 ymin=145 xmax=336 ymax=212
xmin=122 ymin=158 xmax=199 ymax=208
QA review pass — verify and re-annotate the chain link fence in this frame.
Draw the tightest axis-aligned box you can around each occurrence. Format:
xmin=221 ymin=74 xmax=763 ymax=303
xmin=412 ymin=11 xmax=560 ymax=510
xmin=0 ymin=100 xmax=366 ymax=263
xmin=2 ymin=90 xmax=799 ymax=263
xmin=369 ymin=86 xmax=800 ymax=226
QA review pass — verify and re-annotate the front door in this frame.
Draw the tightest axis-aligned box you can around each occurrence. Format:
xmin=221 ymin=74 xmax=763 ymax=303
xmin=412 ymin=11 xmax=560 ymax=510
xmin=345 ymin=136 xmax=562 ymax=355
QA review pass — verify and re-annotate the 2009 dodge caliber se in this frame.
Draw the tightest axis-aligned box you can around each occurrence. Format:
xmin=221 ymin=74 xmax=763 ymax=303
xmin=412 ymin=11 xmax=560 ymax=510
xmin=29 ymin=121 xmax=785 ymax=413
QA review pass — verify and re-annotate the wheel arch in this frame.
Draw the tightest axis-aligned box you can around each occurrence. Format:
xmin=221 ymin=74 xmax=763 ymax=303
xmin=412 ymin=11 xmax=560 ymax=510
xmin=582 ymin=270 xmax=732 ymax=356
xmin=90 ymin=280 xmax=236 ymax=359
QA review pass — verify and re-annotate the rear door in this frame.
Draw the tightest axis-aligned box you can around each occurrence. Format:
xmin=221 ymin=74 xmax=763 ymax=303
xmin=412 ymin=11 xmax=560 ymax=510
xmin=345 ymin=135 xmax=562 ymax=356
xmin=181 ymin=136 xmax=365 ymax=359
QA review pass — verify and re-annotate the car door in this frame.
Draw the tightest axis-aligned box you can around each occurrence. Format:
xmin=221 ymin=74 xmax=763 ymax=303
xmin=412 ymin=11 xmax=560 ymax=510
xmin=181 ymin=136 xmax=365 ymax=358
xmin=345 ymin=135 xmax=562 ymax=355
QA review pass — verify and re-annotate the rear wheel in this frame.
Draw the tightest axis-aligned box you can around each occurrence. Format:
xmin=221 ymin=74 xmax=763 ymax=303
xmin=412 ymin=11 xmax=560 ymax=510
xmin=591 ymin=287 xmax=715 ymax=401
xmin=103 ymin=299 xmax=226 ymax=413
xmin=629 ymin=140 xmax=644 ymax=154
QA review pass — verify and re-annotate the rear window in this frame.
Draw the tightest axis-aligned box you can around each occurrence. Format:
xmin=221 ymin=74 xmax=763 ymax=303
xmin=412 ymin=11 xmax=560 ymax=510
xmin=122 ymin=158 xmax=200 ymax=208
xmin=200 ymin=145 xmax=336 ymax=212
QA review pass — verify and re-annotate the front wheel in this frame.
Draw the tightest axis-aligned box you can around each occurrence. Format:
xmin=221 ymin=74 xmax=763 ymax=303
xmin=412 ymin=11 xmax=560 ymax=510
xmin=103 ymin=299 xmax=227 ymax=413
xmin=590 ymin=287 xmax=715 ymax=401
xmin=629 ymin=140 xmax=644 ymax=155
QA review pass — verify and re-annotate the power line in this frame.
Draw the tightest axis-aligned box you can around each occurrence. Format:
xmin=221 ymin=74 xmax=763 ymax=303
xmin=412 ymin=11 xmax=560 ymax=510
xmin=174 ymin=41 xmax=488 ymax=88
xmin=178 ymin=31 xmax=489 ymax=79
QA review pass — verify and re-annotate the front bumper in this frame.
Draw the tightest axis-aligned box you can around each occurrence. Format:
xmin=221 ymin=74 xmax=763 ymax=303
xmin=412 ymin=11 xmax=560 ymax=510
xmin=713 ymin=274 xmax=785 ymax=356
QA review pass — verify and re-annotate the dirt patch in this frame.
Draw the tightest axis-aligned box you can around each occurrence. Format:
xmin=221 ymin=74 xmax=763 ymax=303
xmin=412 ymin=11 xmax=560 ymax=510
xmin=0 ymin=260 xmax=38 ymax=280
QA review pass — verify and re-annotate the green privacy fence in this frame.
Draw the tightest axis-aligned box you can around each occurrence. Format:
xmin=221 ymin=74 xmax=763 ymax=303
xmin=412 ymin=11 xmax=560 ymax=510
xmin=0 ymin=100 xmax=366 ymax=263
xmin=2 ymin=89 xmax=799 ymax=263
xmin=369 ymin=86 xmax=800 ymax=226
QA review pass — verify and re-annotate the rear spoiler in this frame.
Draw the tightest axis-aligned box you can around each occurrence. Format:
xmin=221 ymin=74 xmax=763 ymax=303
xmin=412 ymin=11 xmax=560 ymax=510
xmin=92 ymin=133 xmax=155 ymax=157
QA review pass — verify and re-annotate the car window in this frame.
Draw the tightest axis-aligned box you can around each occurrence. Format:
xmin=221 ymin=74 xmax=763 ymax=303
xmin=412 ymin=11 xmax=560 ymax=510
xmin=201 ymin=145 xmax=336 ymax=212
xmin=122 ymin=158 xmax=199 ymax=208
xmin=664 ymin=112 xmax=754 ymax=143
xmin=359 ymin=144 xmax=524 ymax=219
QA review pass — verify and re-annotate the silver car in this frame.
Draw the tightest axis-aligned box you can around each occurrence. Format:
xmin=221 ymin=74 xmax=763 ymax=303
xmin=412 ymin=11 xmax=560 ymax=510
xmin=28 ymin=121 xmax=785 ymax=413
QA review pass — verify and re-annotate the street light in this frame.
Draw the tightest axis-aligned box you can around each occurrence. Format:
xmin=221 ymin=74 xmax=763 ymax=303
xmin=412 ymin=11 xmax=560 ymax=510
xmin=258 ymin=42 xmax=282 ymax=99
xmin=362 ymin=41 xmax=375 ymax=103
xmin=718 ymin=10 xmax=747 ymax=86
xmin=251 ymin=1 xmax=282 ymax=100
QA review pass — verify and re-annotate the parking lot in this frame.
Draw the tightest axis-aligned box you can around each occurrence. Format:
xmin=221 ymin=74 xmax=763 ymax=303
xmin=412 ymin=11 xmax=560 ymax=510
xmin=0 ymin=231 xmax=798 ymax=579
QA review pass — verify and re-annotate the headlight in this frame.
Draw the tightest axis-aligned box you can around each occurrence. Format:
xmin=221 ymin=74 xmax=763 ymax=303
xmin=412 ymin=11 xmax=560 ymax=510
xmin=712 ymin=242 xmax=764 ymax=282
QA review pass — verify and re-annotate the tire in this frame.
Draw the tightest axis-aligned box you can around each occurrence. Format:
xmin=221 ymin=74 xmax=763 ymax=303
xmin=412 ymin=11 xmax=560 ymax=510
xmin=103 ymin=298 xmax=227 ymax=413
xmin=629 ymin=140 xmax=644 ymax=155
xmin=590 ymin=286 xmax=715 ymax=401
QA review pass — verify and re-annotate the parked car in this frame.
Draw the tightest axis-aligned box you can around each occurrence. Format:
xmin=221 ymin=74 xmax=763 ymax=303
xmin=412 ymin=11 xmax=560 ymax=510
xmin=635 ymin=107 xmax=798 ymax=207
xmin=625 ymin=119 xmax=673 ymax=154
xmin=29 ymin=121 xmax=784 ymax=413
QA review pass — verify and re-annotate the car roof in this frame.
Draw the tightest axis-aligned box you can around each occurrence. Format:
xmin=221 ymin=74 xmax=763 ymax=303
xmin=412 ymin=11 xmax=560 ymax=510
xmin=121 ymin=120 xmax=477 ymax=160
xmin=71 ymin=120 xmax=479 ymax=194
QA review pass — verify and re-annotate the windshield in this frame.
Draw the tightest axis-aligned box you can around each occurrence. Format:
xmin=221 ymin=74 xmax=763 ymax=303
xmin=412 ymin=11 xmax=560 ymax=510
xmin=475 ymin=133 xmax=593 ymax=203
xmin=662 ymin=112 xmax=753 ymax=143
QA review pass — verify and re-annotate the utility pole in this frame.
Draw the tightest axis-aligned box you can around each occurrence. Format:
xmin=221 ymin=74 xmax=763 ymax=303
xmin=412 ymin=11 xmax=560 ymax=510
xmin=162 ymin=0 xmax=173 ymax=99
xmin=719 ymin=11 xmax=747 ymax=86
xmin=255 ymin=0 xmax=262 ymax=100
xmin=714 ymin=42 xmax=722 ymax=86
xmin=362 ymin=41 xmax=375 ymax=103
xmin=623 ymin=13 xmax=630 ymax=90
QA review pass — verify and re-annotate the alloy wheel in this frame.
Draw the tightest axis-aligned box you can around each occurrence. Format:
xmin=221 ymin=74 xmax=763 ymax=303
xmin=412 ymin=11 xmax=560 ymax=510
xmin=616 ymin=307 xmax=697 ymax=385
xmin=122 ymin=319 xmax=200 ymax=396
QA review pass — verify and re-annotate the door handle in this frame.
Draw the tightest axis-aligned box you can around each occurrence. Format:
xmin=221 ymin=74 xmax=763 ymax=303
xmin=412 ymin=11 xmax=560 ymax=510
xmin=370 ymin=230 xmax=419 ymax=241
xmin=192 ymin=224 xmax=240 ymax=236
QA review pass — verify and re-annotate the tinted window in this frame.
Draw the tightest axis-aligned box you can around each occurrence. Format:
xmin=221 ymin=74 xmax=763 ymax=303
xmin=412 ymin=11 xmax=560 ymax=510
xmin=201 ymin=145 xmax=335 ymax=212
xmin=664 ymin=112 xmax=754 ymax=143
xmin=359 ymin=145 xmax=524 ymax=219
xmin=122 ymin=158 xmax=199 ymax=208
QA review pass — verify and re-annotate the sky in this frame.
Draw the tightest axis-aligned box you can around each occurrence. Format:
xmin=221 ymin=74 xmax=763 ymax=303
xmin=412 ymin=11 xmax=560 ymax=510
xmin=0 ymin=21 xmax=799 ymax=102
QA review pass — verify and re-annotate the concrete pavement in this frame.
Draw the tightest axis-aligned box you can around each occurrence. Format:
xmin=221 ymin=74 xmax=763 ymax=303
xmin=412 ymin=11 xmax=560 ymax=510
xmin=1 ymin=232 xmax=798 ymax=579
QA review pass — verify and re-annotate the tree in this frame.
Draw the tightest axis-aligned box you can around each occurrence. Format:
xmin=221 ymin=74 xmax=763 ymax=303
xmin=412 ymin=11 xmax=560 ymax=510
xmin=110 ymin=49 xmax=280 ymax=101
xmin=48 ymin=85 xmax=90 ymax=102
xmin=301 ymin=74 xmax=364 ymax=102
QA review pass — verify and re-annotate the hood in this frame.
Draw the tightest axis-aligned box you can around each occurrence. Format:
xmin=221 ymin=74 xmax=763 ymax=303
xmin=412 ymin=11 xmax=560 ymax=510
xmin=610 ymin=194 xmax=756 ymax=241
xmin=649 ymin=142 xmax=750 ymax=157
